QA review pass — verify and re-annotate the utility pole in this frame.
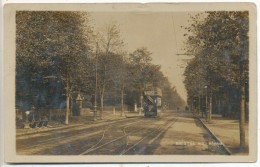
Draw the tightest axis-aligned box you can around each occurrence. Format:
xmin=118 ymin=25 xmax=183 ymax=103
xmin=209 ymin=92 xmax=212 ymax=122
xmin=198 ymin=95 xmax=201 ymax=115
xmin=121 ymin=86 xmax=125 ymax=117
xmin=201 ymin=90 xmax=204 ymax=118
xmin=93 ymin=42 xmax=98 ymax=121
xmin=65 ymin=79 xmax=70 ymax=125
xmin=205 ymin=85 xmax=208 ymax=121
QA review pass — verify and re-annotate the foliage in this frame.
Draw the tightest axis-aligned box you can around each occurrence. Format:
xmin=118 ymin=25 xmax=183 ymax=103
xmin=16 ymin=12 xmax=185 ymax=120
xmin=183 ymin=11 xmax=249 ymax=117
xmin=16 ymin=11 xmax=94 ymax=109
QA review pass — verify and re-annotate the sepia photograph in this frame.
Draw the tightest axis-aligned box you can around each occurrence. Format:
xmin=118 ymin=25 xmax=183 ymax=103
xmin=3 ymin=3 xmax=257 ymax=163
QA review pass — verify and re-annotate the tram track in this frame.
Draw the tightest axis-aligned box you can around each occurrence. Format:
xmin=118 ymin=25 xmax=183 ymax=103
xmin=79 ymin=118 xmax=154 ymax=155
xmin=79 ymin=119 xmax=144 ymax=155
xmin=120 ymin=118 xmax=178 ymax=155
xmin=17 ymin=117 xmax=144 ymax=154
xmin=80 ymin=116 xmax=177 ymax=155
xmin=17 ymin=116 xmax=140 ymax=139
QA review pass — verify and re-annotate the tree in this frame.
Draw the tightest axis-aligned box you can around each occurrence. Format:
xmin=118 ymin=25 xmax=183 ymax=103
xmin=127 ymin=47 xmax=185 ymax=111
xmin=128 ymin=47 xmax=153 ymax=110
xmin=96 ymin=22 xmax=124 ymax=119
xmin=183 ymin=11 xmax=249 ymax=151
xmin=109 ymin=52 xmax=129 ymax=116
xmin=16 ymin=11 xmax=94 ymax=124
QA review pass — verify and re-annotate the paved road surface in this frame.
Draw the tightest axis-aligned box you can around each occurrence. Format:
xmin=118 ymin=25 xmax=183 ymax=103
xmin=16 ymin=111 xmax=227 ymax=155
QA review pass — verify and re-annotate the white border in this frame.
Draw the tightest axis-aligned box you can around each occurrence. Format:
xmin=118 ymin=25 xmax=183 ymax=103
xmin=0 ymin=0 xmax=259 ymax=167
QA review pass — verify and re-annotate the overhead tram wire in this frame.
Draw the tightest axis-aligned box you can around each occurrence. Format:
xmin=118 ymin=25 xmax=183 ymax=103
xmin=171 ymin=15 xmax=179 ymax=55
xmin=171 ymin=15 xmax=193 ymax=57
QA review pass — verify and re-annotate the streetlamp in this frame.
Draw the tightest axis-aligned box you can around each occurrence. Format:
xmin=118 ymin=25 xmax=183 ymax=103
xmin=24 ymin=110 xmax=31 ymax=129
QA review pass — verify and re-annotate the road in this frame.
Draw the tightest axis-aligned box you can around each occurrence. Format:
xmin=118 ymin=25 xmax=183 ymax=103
xmin=16 ymin=111 xmax=227 ymax=155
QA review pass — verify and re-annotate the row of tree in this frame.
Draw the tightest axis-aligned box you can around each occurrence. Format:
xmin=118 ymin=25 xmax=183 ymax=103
xmin=183 ymin=11 xmax=249 ymax=150
xmin=16 ymin=11 xmax=185 ymax=124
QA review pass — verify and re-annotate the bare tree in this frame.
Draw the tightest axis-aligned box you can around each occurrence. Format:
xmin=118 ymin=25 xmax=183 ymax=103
xmin=96 ymin=23 xmax=124 ymax=119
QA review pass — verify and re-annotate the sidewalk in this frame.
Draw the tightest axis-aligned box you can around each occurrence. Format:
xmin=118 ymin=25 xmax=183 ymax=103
xmin=16 ymin=110 xmax=137 ymax=135
xmin=194 ymin=113 xmax=249 ymax=155
xmin=153 ymin=111 xmax=228 ymax=155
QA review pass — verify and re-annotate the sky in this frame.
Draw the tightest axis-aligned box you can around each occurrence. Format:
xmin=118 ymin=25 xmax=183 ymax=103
xmin=90 ymin=12 xmax=194 ymax=101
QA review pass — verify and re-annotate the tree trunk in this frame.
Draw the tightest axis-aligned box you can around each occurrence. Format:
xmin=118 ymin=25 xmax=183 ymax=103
xmin=218 ymin=94 xmax=221 ymax=114
xmin=121 ymin=88 xmax=124 ymax=116
xmin=65 ymin=80 xmax=70 ymax=125
xmin=191 ymin=101 xmax=193 ymax=112
xmin=240 ymin=84 xmax=246 ymax=151
xmin=139 ymin=91 xmax=143 ymax=115
xmin=70 ymin=98 xmax=73 ymax=116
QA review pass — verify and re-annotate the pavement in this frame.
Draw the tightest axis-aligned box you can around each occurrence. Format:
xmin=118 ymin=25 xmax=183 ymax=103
xmin=194 ymin=113 xmax=249 ymax=155
xmin=153 ymin=112 xmax=226 ymax=155
xmin=16 ymin=110 xmax=139 ymax=136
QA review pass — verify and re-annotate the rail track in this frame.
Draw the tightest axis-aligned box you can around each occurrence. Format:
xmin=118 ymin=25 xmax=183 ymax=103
xmin=80 ymin=117 xmax=178 ymax=155
xmin=120 ymin=118 xmax=178 ymax=155
xmin=17 ymin=117 xmax=144 ymax=154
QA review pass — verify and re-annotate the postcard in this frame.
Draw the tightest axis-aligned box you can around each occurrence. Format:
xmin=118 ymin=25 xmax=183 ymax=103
xmin=3 ymin=2 xmax=257 ymax=163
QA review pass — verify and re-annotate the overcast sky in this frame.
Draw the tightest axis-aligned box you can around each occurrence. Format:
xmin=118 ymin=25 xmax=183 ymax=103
xmin=90 ymin=12 xmax=194 ymax=101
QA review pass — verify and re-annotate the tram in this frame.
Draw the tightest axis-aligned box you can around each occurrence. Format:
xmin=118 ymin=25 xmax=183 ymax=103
xmin=143 ymin=85 xmax=162 ymax=117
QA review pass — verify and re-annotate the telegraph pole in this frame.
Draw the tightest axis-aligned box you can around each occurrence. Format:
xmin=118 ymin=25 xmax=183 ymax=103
xmin=93 ymin=42 xmax=98 ymax=121
xmin=198 ymin=95 xmax=201 ymax=115
xmin=204 ymin=85 xmax=208 ymax=121
xmin=209 ymin=92 xmax=212 ymax=122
